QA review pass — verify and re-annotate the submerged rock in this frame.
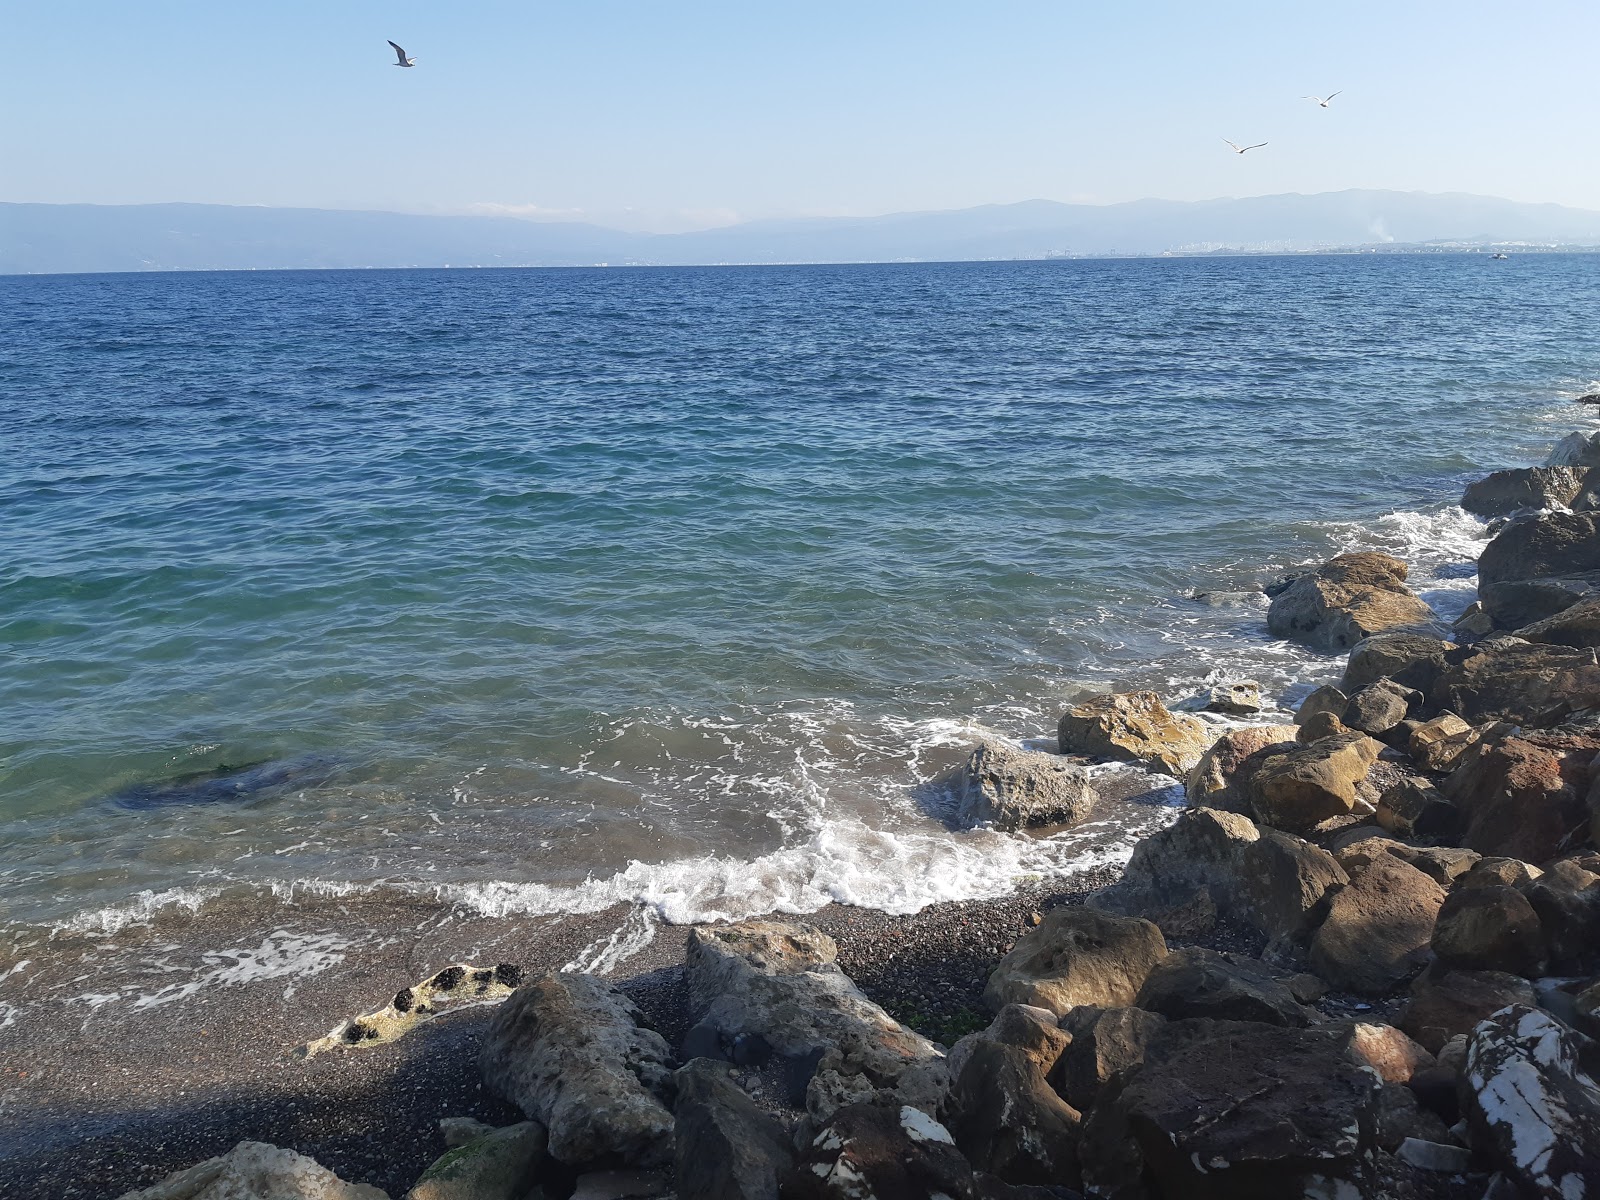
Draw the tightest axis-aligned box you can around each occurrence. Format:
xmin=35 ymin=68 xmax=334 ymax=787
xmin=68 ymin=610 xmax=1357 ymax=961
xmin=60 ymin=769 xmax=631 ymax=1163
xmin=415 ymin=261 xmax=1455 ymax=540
xmin=1267 ymin=551 xmax=1441 ymax=651
xmin=981 ymin=906 xmax=1166 ymax=1016
xmin=479 ymin=972 xmax=676 ymax=1168
xmin=1463 ymin=1005 xmax=1600 ymax=1198
xmin=947 ymin=740 xmax=1097 ymax=832
xmin=1055 ymin=690 xmax=1209 ymax=776
xmin=116 ymin=1142 xmax=389 ymax=1200
xmin=1198 ymin=679 xmax=1264 ymax=715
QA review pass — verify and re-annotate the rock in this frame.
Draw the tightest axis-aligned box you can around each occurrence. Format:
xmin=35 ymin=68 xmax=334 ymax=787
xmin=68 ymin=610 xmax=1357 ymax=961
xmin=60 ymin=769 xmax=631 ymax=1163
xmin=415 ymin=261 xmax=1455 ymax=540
xmin=683 ymin=921 xmax=939 ymax=1119
xmin=1445 ymin=729 xmax=1599 ymax=863
xmin=1517 ymin=598 xmax=1600 ymax=649
xmin=406 ymin=1123 xmax=546 ymax=1200
xmin=1078 ymin=1021 xmax=1380 ymax=1200
xmin=1396 ymin=1137 xmax=1473 ymax=1173
xmin=568 ymin=1170 xmax=672 ymax=1200
xmin=1309 ymin=852 xmax=1446 ymax=996
xmin=116 ymin=1142 xmax=390 ymax=1200
xmin=1462 ymin=466 xmax=1594 ymax=517
xmin=982 ymin=907 xmax=1166 ymax=1016
xmin=1456 ymin=601 xmax=1497 ymax=640
xmin=782 ymin=1101 xmax=1075 ymax=1200
xmin=1268 ymin=552 xmax=1443 ymax=651
xmin=479 ymin=973 xmax=676 ymax=1168
xmin=1342 ymin=632 xmax=1457 ymax=695
xmin=1526 ymin=865 xmax=1600 ymax=972
xmin=1408 ymin=712 xmax=1479 ymax=771
xmin=1373 ymin=1082 xmax=1455 ymax=1151
xmin=1249 ymin=732 xmax=1384 ymax=832
xmin=1343 ymin=679 xmax=1419 ymax=736
xmin=1345 ymin=1022 xmax=1435 ymax=1085
xmin=437 ymin=1118 xmax=498 ymax=1150
xmin=1547 ymin=430 xmax=1600 ymax=468
xmin=1055 ymin=691 xmax=1209 ymax=776
xmin=1481 ymin=510 xmax=1600 ymax=590
xmin=1050 ymin=1007 xmax=1166 ymax=1114
xmin=1481 ymin=575 xmax=1600 ymax=628
xmin=944 ymin=1008 xmax=1081 ymax=1186
xmin=1462 ymin=1005 xmax=1600 ymax=1198
xmin=1375 ymin=779 xmax=1460 ymax=839
xmin=1296 ymin=710 xmax=1350 ymax=742
xmin=947 ymin=740 xmax=1098 ymax=832
xmin=1431 ymin=884 xmax=1546 ymax=976
xmin=1403 ymin=845 xmax=1482 ymax=887
xmin=1459 ymin=856 xmax=1544 ymax=890
xmin=1088 ymin=807 xmax=1348 ymax=939
xmin=1199 ymin=680 xmax=1265 ymax=714
xmin=1436 ymin=639 xmax=1600 ymax=723
xmin=1133 ymin=947 xmax=1311 ymax=1027
xmin=673 ymin=1058 xmax=794 ymax=1200
xmin=1184 ymin=724 xmax=1297 ymax=812
xmin=1399 ymin=967 xmax=1538 ymax=1053
xmin=1295 ymin=684 xmax=1350 ymax=726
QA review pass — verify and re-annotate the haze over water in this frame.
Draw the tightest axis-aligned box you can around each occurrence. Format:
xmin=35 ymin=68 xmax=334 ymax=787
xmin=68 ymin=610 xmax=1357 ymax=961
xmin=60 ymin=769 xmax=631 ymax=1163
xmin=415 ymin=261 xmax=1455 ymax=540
xmin=4 ymin=254 xmax=1599 ymax=936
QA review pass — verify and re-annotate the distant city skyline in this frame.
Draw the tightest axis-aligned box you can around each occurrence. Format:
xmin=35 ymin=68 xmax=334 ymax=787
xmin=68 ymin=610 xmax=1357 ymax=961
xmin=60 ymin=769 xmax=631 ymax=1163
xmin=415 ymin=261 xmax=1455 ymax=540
xmin=4 ymin=1 xmax=1598 ymax=233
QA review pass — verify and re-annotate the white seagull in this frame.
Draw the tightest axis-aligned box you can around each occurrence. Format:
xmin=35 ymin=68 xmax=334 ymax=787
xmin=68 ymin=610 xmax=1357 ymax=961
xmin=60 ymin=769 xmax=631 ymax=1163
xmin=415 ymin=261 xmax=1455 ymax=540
xmin=1223 ymin=139 xmax=1268 ymax=155
xmin=387 ymin=40 xmax=416 ymax=68
xmin=1303 ymin=91 xmax=1342 ymax=108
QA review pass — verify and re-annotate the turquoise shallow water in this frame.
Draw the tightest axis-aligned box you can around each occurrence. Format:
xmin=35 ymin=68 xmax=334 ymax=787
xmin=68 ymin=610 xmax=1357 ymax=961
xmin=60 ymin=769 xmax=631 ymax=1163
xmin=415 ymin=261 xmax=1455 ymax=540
xmin=2 ymin=255 xmax=1599 ymax=930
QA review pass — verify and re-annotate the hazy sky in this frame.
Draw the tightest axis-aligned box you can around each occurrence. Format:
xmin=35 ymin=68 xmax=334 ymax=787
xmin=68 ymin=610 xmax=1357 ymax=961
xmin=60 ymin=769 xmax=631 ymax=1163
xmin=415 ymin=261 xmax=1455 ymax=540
xmin=5 ymin=1 xmax=1598 ymax=231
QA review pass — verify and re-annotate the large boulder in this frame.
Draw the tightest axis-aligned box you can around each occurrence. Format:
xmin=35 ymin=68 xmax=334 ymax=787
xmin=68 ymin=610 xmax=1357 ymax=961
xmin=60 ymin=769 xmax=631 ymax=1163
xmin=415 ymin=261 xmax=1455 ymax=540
xmin=1526 ymin=862 xmax=1600 ymax=972
xmin=1547 ymin=431 xmax=1600 ymax=468
xmin=1050 ymin=1007 xmax=1166 ymax=1113
xmin=1479 ymin=510 xmax=1600 ymax=588
xmin=982 ymin=906 xmax=1166 ymax=1016
xmin=1089 ymin=807 xmax=1348 ymax=939
xmin=1248 ymin=732 xmax=1383 ymax=832
xmin=943 ymin=1006 xmax=1081 ymax=1187
xmin=1309 ymin=852 xmax=1446 ymax=996
xmin=1462 ymin=1005 xmax=1600 ymax=1198
xmin=1444 ymin=729 xmax=1599 ymax=863
xmin=479 ymin=973 xmax=676 ymax=1168
xmin=1481 ymin=575 xmax=1600 ymax=629
xmin=1341 ymin=632 xmax=1456 ymax=696
xmin=673 ymin=1059 xmax=794 ymax=1200
xmin=1462 ymin=465 xmax=1594 ymax=517
xmin=116 ymin=1142 xmax=390 ymax=1200
xmin=1375 ymin=778 xmax=1460 ymax=839
xmin=1431 ymin=884 xmax=1546 ymax=976
xmin=1132 ymin=947 xmax=1312 ymax=1027
xmin=1267 ymin=552 xmax=1442 ymax=651
xmin=782 ymin=1102 xmax=1073 ymax=1200
xmin=1407 ymin=712 xmax=1480 ymax=771
xmin=1517 ymin=597 xmax=1600 ymax=648
xmin=1078 ymin=1022 xmax=1381 ymax=1200
xmin=1341 ymin=679 xmax=1419 ymax=736
xmin=683 ymin=921 xmax=939 ymax=1119
xmin=405 ymin=1123 xmax=545 ymax=1200
xmin=1399 ymin=966 xmax=1538 ymax=1053
xmin=1055 ymin=691 xmax=1209 ymax=776
xmin=1343 ymin=1022 xmax=1434 ymax=1085
xmin=948 ymin=740 xmax=1097 ymax=832
xmin=1184 ymin=724 xmax=1298 ymax=813
xmin=1433 ymin=638 xmax=1600 ymax=724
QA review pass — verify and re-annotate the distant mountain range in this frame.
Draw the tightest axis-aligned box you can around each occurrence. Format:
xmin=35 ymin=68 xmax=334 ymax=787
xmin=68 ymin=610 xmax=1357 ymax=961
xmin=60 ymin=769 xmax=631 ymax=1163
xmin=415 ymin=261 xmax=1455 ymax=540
xmin=6 ymin=190 xmax=1600 ymax=274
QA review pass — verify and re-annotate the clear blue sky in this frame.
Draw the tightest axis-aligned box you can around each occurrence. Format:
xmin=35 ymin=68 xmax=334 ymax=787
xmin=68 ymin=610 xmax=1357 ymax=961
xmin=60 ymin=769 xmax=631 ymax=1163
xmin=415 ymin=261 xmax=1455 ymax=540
xmin=4 ymin=1 xmax=1597 ymax=231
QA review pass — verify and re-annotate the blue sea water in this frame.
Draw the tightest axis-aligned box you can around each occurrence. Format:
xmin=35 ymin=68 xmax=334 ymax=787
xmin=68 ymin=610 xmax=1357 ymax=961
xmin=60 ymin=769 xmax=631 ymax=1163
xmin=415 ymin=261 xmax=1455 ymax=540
xmin=2 ymin=254 xmax=1598 ymax=934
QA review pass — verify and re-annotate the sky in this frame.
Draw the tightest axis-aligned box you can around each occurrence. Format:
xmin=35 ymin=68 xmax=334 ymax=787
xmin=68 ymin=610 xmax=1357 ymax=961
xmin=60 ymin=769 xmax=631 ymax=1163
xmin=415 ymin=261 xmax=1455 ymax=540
xmin=3 ymin=1 xmax=1598 ymax=232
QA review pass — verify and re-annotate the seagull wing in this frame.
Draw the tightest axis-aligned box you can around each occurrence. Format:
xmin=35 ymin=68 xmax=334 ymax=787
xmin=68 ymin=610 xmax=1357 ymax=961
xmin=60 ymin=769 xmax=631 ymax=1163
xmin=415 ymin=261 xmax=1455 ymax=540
xmin=1325 ymin=91 xmax=1342 ymax=102
xmin=1223 ymin=138 xmax=1242 ymax=151
xmin=388 ymin=40 xmax=409 ymax=64
xmin=1246 ymin=142 xmax=1268 ymax=151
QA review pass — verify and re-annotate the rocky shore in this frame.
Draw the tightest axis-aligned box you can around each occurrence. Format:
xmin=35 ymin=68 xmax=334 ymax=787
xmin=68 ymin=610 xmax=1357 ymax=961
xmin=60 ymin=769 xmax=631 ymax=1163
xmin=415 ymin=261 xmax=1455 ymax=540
xmin=25 ymin=427 xmax=1600 ymax=1199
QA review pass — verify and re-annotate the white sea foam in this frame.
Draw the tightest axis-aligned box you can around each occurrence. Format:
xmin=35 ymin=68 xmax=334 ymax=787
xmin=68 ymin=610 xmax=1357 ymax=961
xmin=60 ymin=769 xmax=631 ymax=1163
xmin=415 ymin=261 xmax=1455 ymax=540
xmin=563 ymin=905 xmax=660 ymax=975
xmin=55 ymin=886 xmax=224 ymax=937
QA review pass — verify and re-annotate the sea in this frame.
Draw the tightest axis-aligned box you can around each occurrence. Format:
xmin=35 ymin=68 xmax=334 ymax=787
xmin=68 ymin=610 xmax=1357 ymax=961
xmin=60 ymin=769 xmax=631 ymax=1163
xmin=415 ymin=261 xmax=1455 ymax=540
xmin=3 ymin=254 xmax=1598 ymax=987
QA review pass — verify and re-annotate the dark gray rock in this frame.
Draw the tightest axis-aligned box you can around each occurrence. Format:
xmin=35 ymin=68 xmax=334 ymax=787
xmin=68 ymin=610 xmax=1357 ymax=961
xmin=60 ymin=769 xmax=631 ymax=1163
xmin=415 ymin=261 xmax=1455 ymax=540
xmin=1049 ymin=1006 xmax=1166 ymax=1114
xmin=944 ymin=1015 xmax=1081 ymax=1187
xmin=1431 ymin=884 xmax=1546 ymax=976
xmin=1341 ymin=631 xmax=1457 ymax=696
xmin=673 ymin=1059 xmax=794 ymax=1200
xmin=1342 ymin=679 xmax=1419 ymax=736
xmin=1462 ymin=466 xmax=1594 ymax=517
xmin=1399 ymin=966 xmax=1538 ymax=1053
xmin=1481 ymin=575 xmax=1600 ymax=629
xmin=1133 ymin=947 xmax=1312 ymax=1027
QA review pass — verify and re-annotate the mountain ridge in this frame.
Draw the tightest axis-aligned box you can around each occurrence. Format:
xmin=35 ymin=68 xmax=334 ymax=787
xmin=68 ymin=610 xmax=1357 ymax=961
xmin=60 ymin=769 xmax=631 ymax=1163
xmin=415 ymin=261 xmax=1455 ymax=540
xmin=6 ymin=189 xmax=1600 ymax=274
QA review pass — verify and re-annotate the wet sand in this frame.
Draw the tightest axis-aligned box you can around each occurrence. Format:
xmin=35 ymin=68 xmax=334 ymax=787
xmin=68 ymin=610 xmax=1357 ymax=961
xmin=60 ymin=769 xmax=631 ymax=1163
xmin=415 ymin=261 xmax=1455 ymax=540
xmin=0 ymin=864 xmax=1122 ymax=1200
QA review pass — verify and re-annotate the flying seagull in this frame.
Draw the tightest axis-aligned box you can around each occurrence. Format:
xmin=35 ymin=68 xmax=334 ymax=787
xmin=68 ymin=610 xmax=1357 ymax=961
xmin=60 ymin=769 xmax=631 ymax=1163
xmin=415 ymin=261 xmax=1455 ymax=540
xmin=1223 ymin=139 xmax=1267 ymax=154
xmin=387 ymin=40 xmax=416 ymax=67
xmin=1303 ymin=91 xmax=1341 ymax=108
